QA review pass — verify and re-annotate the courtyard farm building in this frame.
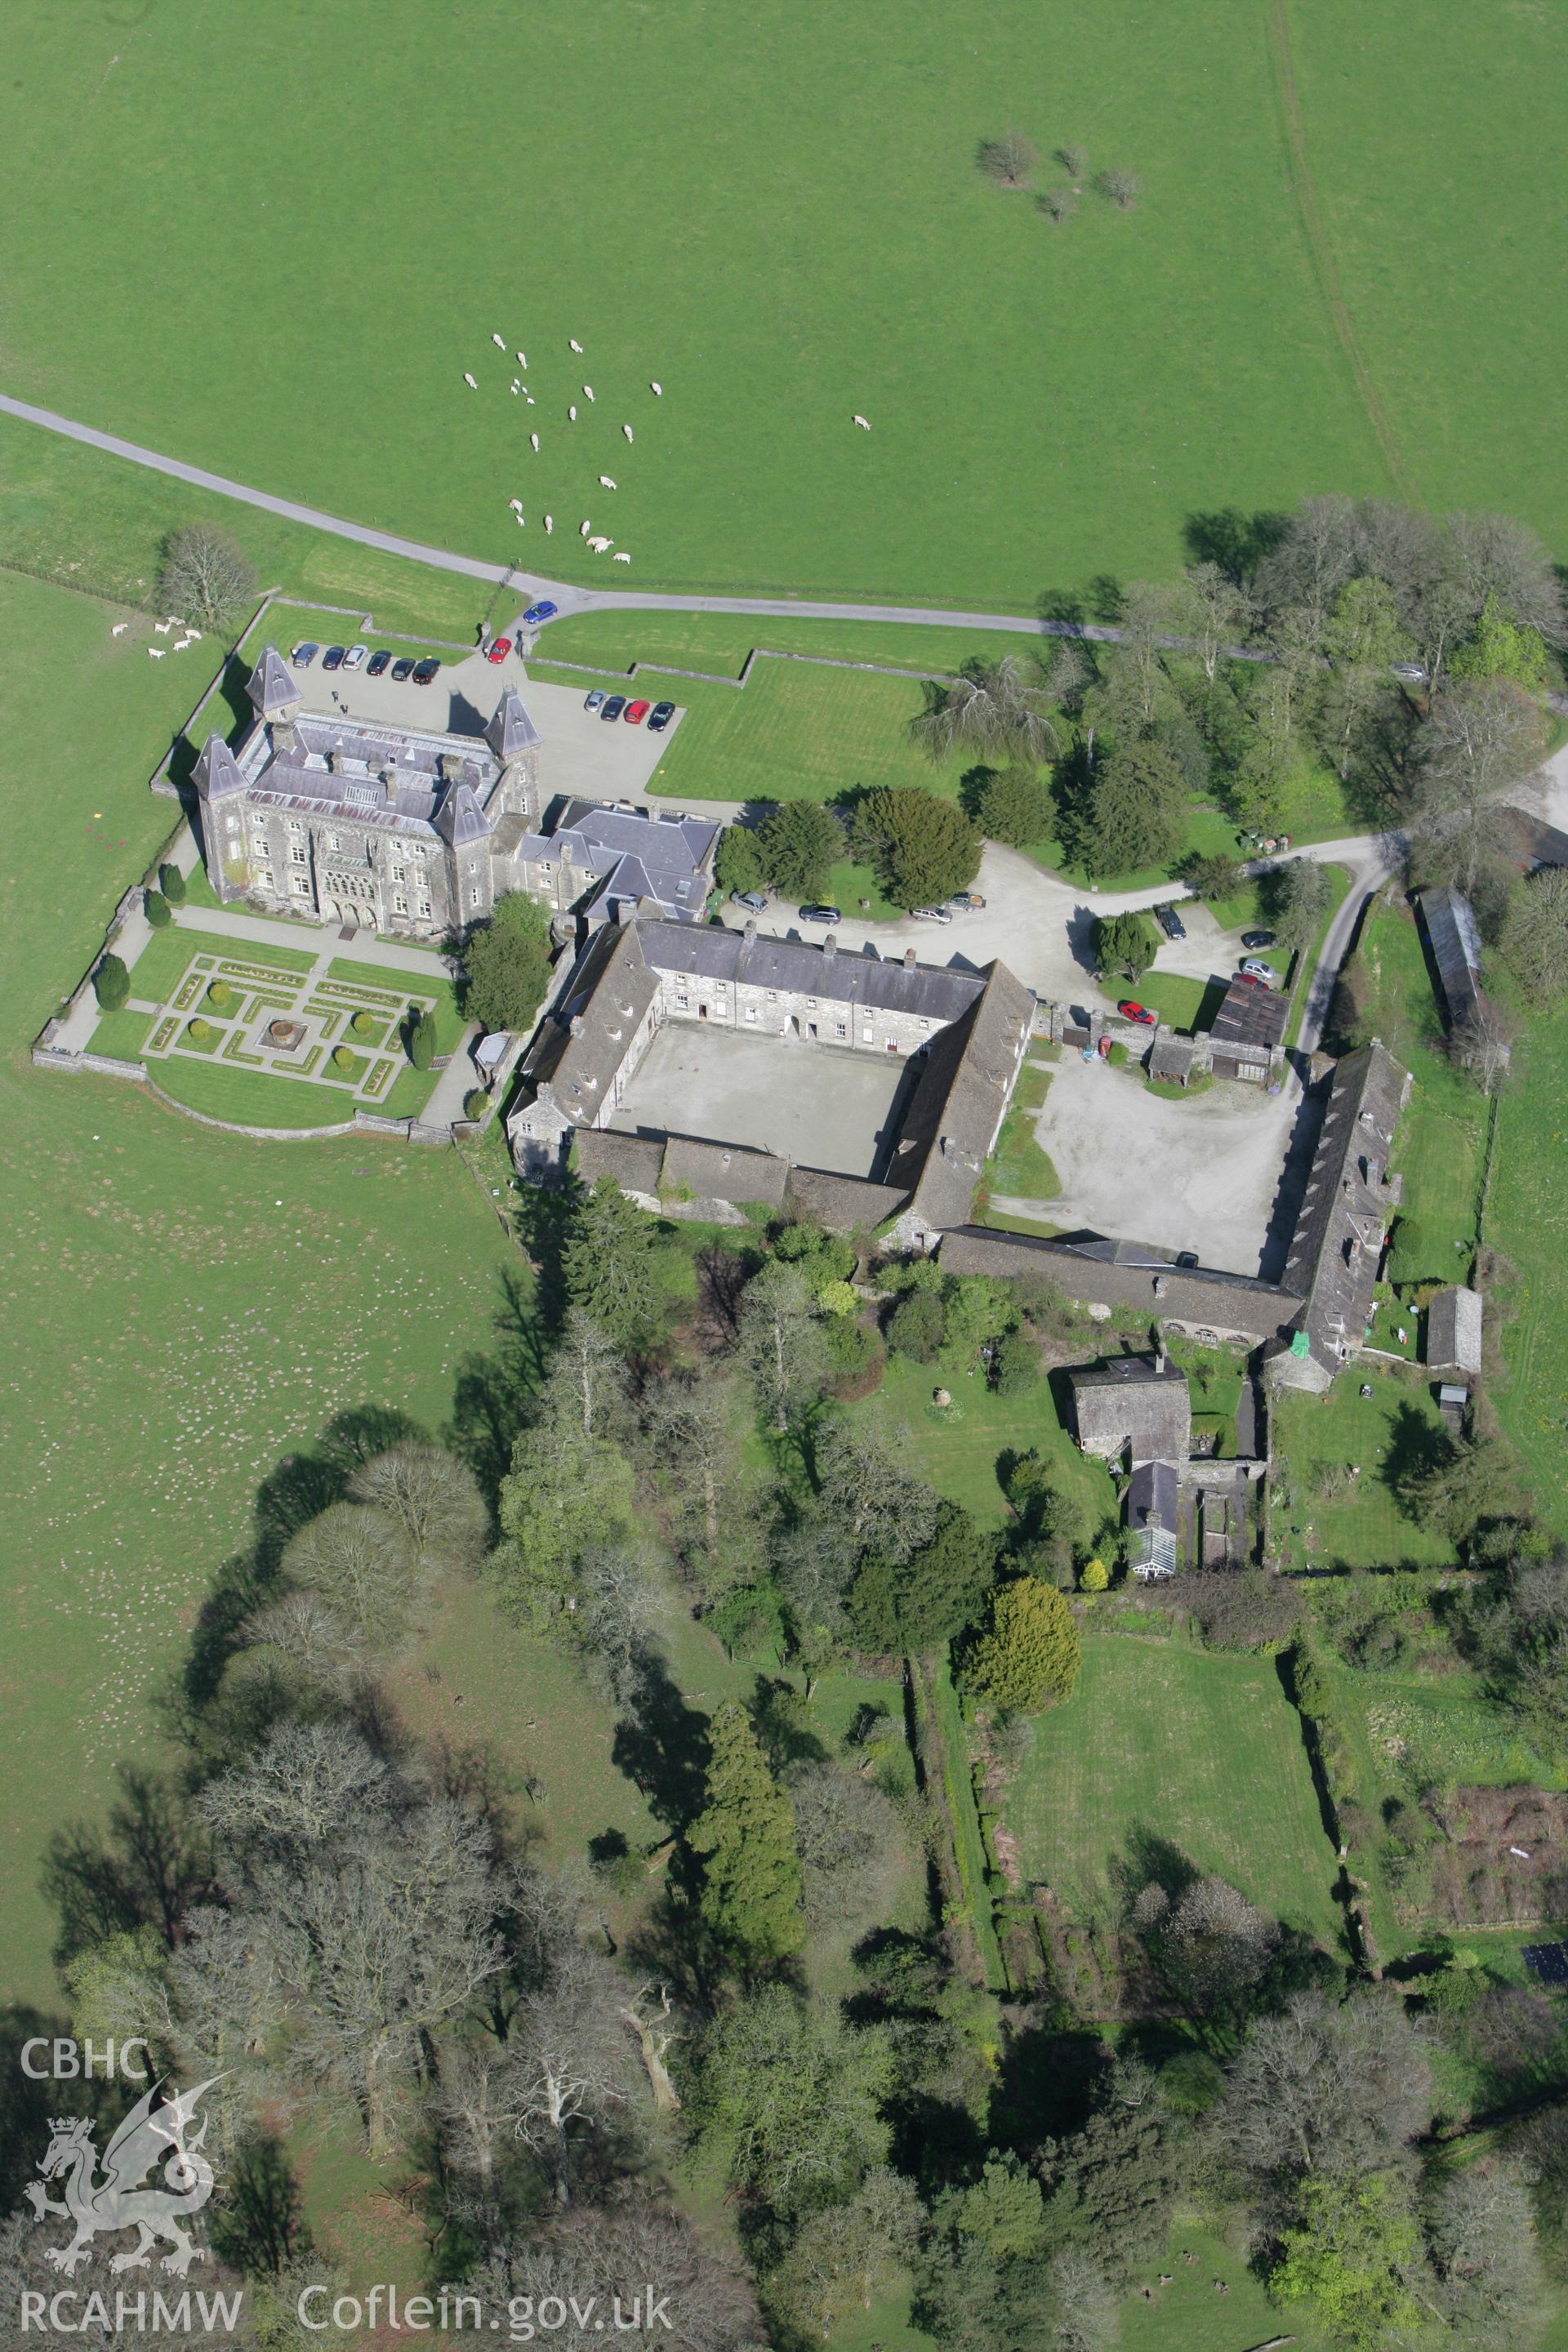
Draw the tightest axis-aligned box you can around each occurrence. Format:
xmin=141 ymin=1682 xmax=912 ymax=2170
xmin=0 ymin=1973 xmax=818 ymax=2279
xmin=1269 ymin=1038 xmax=1411 ymax=1390
xmin=509 ymin=918 xmax=1034 ymax=1249
xmin=192 ymin=648 xmax=717 ymax=941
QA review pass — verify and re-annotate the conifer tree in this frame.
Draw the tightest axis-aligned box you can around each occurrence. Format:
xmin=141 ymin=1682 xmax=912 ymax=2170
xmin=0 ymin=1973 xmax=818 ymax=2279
xmin=688 ymin=1699 xmax=804 ymax=1963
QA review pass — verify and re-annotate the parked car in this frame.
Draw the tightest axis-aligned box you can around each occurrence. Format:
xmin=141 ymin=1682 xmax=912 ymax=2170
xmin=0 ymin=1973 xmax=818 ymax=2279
xmin=732 ymin=889 xmax=768 ymax=913
xmin=584 ymin=688 xmax=606 ymax=711
xmin=1241 ymin=929 xmax=1276 ymax=951
xmin=1391 ymin=661 xmax=1428 ymax=684
xmin=366 ymin=650 xmax=392 ymax=677
xmin=343 ymin=644 xmax=368 ymax=670
xmin=321 ymin=646 xmax=346 ymax=671
xmin=1241 ymin=959 xmax=1278 ymax=985
xmin=911 ymin=905 xmax=953 ymax=924
xmin=799 ymin=904 xmax=842 ymax=925
xmin=412 ymin=658 xmax=440 ymax=686
xmin=648 ymin=701 xmax=676 ymax=733
xmin=1154 ymin=902 xmax=1187 ymax=941
xmin=600 ymin=695 xmax=627 ymax=722
xmin=486 ymin=636 xmax=512 ymax=666
xmin=390 ymin=657 xmax=416 ymax=682
xmin=521 ymin=600 xmax=558 ymax=626
xmin=947 ymin=891 xmax=987 ymax=911
xmin=1235 ymin=971 xmax=1267 ymax=989
xmin=624 ymin=699 xmax=651 ymax=724
xmin=291 ymin=642 xmax=319 ymax=669
xmin=1118 ymin=1000 xmax=1156 ymax=1026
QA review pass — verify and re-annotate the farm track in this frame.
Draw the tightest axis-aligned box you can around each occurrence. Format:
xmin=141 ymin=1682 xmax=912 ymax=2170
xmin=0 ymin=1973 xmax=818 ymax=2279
xmin=1267 ymin=0 xmax=1422 ymax=507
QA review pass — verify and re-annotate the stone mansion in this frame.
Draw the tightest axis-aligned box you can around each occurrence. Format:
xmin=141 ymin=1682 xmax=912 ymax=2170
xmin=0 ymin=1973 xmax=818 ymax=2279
xmin=192 ymin=647 xmax=718 ymax=940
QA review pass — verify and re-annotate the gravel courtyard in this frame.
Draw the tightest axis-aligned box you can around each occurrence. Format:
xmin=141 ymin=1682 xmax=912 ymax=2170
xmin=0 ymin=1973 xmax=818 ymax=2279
xmin=609 ymin=1024 xmax=906 ymax=1175
xmin=1022 ymin=1053 xmax=1296 ymax=1275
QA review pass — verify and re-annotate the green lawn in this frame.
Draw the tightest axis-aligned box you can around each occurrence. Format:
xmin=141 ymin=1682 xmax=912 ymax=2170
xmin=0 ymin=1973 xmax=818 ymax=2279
xmin=1489 ymin=1013 xmax=1568 ymax=1535
xmin=131 ymin=926 xmax=316 ymax=996
xmin=985 ymin=1076 xmax=1062 ymax=1203
xmin=0 ymin=572 xmax=523 ymax=2000
xmin=1006 ymin=1635 xmax=1343 ymax=1944
xmin=1271 ymin=1376 xmax=1461 ymax=1575
xmin=86 ymin=1008 xmax=151 ymax=1062
xmin=2 ymin=0 xmax=1560 ymax=617
xmin=875 ymin=1353 xmax=1117 ymax=1535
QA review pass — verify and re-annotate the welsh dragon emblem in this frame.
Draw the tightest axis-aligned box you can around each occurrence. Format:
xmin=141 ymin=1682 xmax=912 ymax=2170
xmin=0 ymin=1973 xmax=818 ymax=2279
xmin=25 ymin=2078 xmax=222 ymax=2278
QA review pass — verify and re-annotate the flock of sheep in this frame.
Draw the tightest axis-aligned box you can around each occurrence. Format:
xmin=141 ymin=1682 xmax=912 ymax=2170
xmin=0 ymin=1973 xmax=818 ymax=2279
xmin=462 ymin=329 xmax=654 ymax=564
xmin=118 ymin=617 xmax=203 ymax=660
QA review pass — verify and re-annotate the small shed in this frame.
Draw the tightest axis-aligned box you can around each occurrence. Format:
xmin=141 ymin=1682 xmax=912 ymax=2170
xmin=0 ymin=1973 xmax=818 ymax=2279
xmin=1206 ymin=978 xmax=1288 ymax=1084
xmin=1150 ymin=1032 xmax=1196 ymax=1088
xmin=1428 ymin=1284 xmax=1483 ymax=1377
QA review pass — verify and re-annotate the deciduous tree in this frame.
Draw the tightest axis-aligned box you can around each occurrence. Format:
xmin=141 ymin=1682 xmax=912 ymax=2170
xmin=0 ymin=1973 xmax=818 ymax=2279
xmin=156 ymin=524 xmax=257 ymax=628
xmin=911 ymin=656 xmax=1062 ymax=767
xmin=460 ymin=891 xmax=554 ymax=1031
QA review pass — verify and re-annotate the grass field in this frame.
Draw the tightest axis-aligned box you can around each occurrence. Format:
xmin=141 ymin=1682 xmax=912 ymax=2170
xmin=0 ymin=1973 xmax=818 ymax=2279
xmin=1489 ymin=1014 xmax=1568 ymax=1535
xmin=875 ymin=1353 xmax=1119 ymax=1537
xmin=1006 ymin=1635 xmax=1342 ymax=1944
xmin=0 ymin=573 xmax=526 ymax=2000
xmin=1272 ymin=1375 xmax=1460 ymax=1574
xmin=2 ymin=0 xmax=1561 ymax=614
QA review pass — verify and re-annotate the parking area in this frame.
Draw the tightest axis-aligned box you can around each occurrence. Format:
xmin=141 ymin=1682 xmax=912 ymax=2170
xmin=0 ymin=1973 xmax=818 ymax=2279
xmin=291 ymin=648 xmax=683 ymax=809
xmin=1026 ymin=1051 xmax=1294 ymax=1274
xmin=608 ymin=1023 xmax=906 ymax=1176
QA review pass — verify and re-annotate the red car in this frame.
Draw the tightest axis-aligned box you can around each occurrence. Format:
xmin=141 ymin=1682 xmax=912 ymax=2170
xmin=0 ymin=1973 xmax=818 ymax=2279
xmin=623 ymin=698 xmax=651 ymax=724
xmin=1118 ymin=1000 xmax=1156 ymax=1027
xmin=486 ymin=636 xmax=512 ymax=666
xmin=1234 ymin=971 xmax=1267 ymax=989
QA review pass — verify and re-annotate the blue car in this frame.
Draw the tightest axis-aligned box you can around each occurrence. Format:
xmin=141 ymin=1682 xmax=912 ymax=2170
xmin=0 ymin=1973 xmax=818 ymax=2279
xmin=521 ymin=600 xmax=558 ymax=626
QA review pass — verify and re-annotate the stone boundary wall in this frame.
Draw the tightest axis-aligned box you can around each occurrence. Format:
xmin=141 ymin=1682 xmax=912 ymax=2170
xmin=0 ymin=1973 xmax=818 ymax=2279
xmin=26 ymin=1042 xmax=470 ymax=1147
xmin=527 ymin=643 xmax=967 ymax=696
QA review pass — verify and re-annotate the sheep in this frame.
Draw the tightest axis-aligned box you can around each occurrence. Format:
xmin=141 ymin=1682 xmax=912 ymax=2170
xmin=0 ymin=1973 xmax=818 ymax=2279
xmin=544 ymin=515 xmax=554 ymax=534
xmin=651 ymin=381 xmax=662 ymax=395
xmin=154 ymin=621 xmax=171 ymax=635
xmin=510 ymin=498 xmax=523 ymax=511
xmin=530 ymin=433 xmax=540 ymax=452
xmin=568 ymin=404 xmax=577 ymax=421
xmin=569 ymin=338 xmax=583 ymax=354
xmin=172 ymin=638 xmax=190 ymax=650
xmin=525 ymin=394 xmax=535 ymax=405
xmin=588 ymin=536 xmax=612 ymax=553
xmin=166 ymin=616 xmax=185 ymax=626
xmin=853 ymin=413 xmax=871 ymax=429
xmin=464 ymin=372 xmax=478 ymax=388
xmin=511 ymin=381 xmax=520 ymax=394
xmin=148 ymin=648 xmax=165 ymax=659
xmin=516 ymin=350 xmax=528 ymax=368
xmin=186 ymin=628 xmax=203 ymax=640
xmin=492 ymin=332 xmax=506 ymax=348
xmin=110 ymin=622 xmax=128 ymax=637
xmin=582 ymin=385 xmax=595 ymax=401
xmin=580 ymin=520 xmax=592 ymax=538
xmin=622 ymin=424 xmax=634 ymax=442
xmin=515 ymin=513 xmax=527 ymax=526
xmin=612 ymin=550 xmax=630 ymax=564
xmin=599 ymin=474 xmax=617 ymax=489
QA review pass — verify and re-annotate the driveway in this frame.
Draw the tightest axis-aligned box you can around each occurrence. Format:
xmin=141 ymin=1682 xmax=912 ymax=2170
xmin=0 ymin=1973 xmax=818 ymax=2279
xmin=1004 ymin=1051 xmax=1296 ymax=1275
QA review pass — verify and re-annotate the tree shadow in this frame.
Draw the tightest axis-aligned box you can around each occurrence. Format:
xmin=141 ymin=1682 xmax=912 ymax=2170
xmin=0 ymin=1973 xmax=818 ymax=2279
xmin=0 ymin=2002 xmax=117 ymax=2212
xmin=1111 ymin=1824 xmax=1200 ymax=1910
xmin=988 ymin=2020 xmax=1109 ymax=2151
xmin=1382 ymin=1401 xmax=1454 ymax=1518
xmin=612 ymin=1651 xmax=711 ymax=1833
xmin=747 ymin=1674 xmax=829 ymax=1771
xmin=445 ymin=1268 xmax=553 ymax=1503
xmin=208 ymin=2132 xmax=312 ymax=2277
xmin=1183 ymin=507 xmax=1288 ymax=584
xmin=40 ymin=1765 xmax=215 ymax=1967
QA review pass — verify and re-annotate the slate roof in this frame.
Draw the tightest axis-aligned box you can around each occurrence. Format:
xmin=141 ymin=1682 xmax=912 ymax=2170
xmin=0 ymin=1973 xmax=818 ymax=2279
xmin=893 ymin=960 xmax=1036 ymax=1236
xmin=485 ymin=687 xmax=541 ymax=761
xmin=938 ymin=1227 xmax=1304 ymax=1342
xmin=1128 ymin=1459 xmax=1181 ymax=1578
xmin=636 ymin=923 xmax=987 ymax=1022
xmin=1071 ymin=1355 xmax=1193 ymax=1463
xmin=1150 ymin=1033 xmax=1196 ymax=1083
xmin=785 ymin=1168 xmax=907 ymax=1230
xmin=1491 ymin=807 xmax=1568 ymax=875
xmin=1428 ymin=1284 xmax=1483 ymax=1376
xmin=661 ymin=1136 xmax=790 ymax=1206
xmin=239 ymin=709 xmax=499 ymax=838
xmin=247 ymin=645 xmax=301 ymax=719
xmin=1282 ymin=1040 xmax=1410 ymax=1374
xmin=435 ymin=782 xmax=493 ymax=848
xmin=1419 ymin=887 xmax=1485 ymax=1030
xmin=1209 ymin=978 xmax=1289 ymax=1056
xmin=540 ymin=924 xmax=659 ymax=1122
xmin=194 ymin=732 xmax=247 ymax=801
xmin=574 ymin=1127 xmax=665 ymax=1195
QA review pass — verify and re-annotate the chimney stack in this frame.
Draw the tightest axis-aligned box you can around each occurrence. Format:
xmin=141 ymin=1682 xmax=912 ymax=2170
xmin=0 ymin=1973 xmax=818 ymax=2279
xmin=903 ymin=947 xmax=916 ymax=972
xmin=822 ymin=932 xmax=837 ymax=958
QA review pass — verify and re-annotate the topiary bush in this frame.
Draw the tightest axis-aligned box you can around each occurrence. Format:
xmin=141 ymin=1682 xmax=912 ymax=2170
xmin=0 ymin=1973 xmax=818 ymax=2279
xmin=94 ymin=954 xmax=131 ymax=1010
xmin=406 ymin=1007 xmax=437 ymax=1070
xmin=158 ymin=862 xmax=187 ymax=907
xmin=187 ymin=1017 xmax=212 ymax=1044
xmin=144 ymin=889 xmax=172 ymax=929
xmin=350 ymin=1009 xmax=377 ymax=1040
xmin=206 ymin=980 xmax=233 ymax=1009
xmin=332 ymin=1044 xmax=354 ymax=1071
xmin=463 ymin=1089 xmax=488 ymax=1121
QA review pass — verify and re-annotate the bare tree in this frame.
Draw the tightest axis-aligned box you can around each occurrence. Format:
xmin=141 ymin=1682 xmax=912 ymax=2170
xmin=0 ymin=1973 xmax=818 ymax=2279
xmin=549 ymin=1307 xmax=633 ymax=1442
xmin=617 ymin=1980 xmax=682 ymax=2114
xmin=154 ymin=525 xmax=257 ymax=628
xmin=278 ymin=1499 xmax=417 ymax=1653
xmin=641 ymin=1365 xmax=750 ymax=1577
xmin=1502 ymin=866 xmax=1568 ymax=1000
xmin=1429 ymin=2160 xmax=1542 ymax=2346
xmin=1055 ymin=143 xmax=1089 ymax=180
xmin=1414 ymin=679 xmax=1547 ymax=892
xmin=1174 ymin=560 xmax=1253 ymax=684
xmin=1095 ymin=165 xmax=1143 ymax=208
xmin=510 ymin=1947 xmax=640 ymax=2204
xmin=574 ymin=1542 xmax=669 ymax=1702
xmin=1048 ymin=2246 xmax=1118 ymax=2352
xmin=813 ymin=1410 xmax=940 ymax=1562
xmin=1158 ymin=1873 xmax=1278 ymax=2020
xmin=349 ymin=1443 xmax=489 ymax=1574
xmin=911 ymin=653 xmax=1062 ymax=766
xmin=735 ymin=1261 xmax=830 ymax=1434
xmin=196 ymin=1720 xmax=391 ymax=1867
xmin=786 ymin=1759 xmax=902 ymax=1925
xmin=242 ymin=1588 xmax=368 ymax=1696
xmin=1254 ymin=493 xmax=1358 ymax=627
xmin=468 ymin=2198 xmax=760 ymax=2352
xmin=1037 ymin=187 xmax=1076 ymax=224
xmin=1446 ymin=507 xmax=1566 ymax=644
xmin=1450 ymin=999 xmax=1515 ymax=1096
xmin=978 ymin=130 xmax=1037 ymax=189
xmin=1220 ymin=1989 xmax=1433 ymax=2180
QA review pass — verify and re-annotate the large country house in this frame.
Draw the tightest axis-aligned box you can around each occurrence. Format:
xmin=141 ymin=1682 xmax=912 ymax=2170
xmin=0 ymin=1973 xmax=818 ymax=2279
xmin=191 ymin=648 xmax=717 ymax=942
